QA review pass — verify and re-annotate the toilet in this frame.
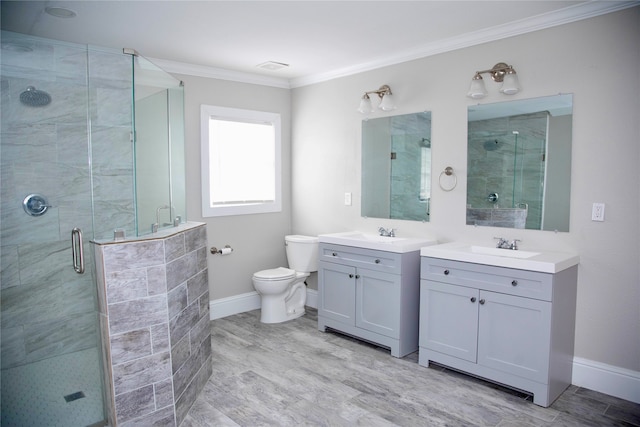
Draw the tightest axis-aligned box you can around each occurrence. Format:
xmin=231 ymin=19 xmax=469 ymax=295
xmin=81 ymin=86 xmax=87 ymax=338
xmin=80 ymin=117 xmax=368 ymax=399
xmin=252 ymin=235 xmax=319 ymax=323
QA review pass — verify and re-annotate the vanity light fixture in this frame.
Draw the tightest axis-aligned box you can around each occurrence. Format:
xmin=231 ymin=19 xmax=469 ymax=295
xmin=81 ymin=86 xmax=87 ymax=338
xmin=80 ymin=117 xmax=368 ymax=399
xmin=357 ymin=85 xmax=396 ymax=114
xmin=467 ymin=62 xmax=520 ymax=99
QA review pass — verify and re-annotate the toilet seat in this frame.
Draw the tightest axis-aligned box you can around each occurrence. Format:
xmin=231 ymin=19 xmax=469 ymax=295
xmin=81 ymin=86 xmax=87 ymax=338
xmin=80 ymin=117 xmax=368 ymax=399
xmin=253 ymin=267 xmax=295 ymax=281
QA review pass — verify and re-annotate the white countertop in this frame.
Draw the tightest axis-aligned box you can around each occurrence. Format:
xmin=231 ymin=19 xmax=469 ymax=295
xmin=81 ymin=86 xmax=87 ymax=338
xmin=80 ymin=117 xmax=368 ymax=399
xmin=420 ymin=241 xmax=579 ymax=273
xmin=319 ymin=231 xmax=437 ymax=253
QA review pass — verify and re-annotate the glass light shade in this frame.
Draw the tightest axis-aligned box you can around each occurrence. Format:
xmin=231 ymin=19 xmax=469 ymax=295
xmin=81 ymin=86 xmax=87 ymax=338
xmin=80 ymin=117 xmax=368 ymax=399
xmin=378 ymin=93 xmax=396 ymax=111
xmin=500 ymin=72 xmax=520 ymax=95
xmin=357 ymin=95 xmax=374 ymax=114
xmin=467 ymin=76 xmax=487 ymax=99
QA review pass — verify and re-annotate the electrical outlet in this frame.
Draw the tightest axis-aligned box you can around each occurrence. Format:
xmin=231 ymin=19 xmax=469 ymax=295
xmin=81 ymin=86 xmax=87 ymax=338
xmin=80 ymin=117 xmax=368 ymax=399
xmin=591 ymin=202 xmax=605 ymax=222
xmin=344 ymin=192 xmax=352 ymax=206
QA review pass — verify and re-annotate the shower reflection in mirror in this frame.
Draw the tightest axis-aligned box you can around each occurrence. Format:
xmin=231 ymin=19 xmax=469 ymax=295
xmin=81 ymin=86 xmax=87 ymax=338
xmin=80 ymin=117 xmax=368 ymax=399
xmin=362 ymin=111 xmax=432 ymax=222
xmin=467 ymin=94 xmax=573 ymax=231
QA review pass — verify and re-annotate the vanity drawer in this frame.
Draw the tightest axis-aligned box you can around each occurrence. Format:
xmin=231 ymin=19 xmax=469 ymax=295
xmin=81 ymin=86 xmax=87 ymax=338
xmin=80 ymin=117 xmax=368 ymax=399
xmin=320 ymin=243 xmax=401 ymax=273
xmin=421 ymin=257 xmax=553 ymax=301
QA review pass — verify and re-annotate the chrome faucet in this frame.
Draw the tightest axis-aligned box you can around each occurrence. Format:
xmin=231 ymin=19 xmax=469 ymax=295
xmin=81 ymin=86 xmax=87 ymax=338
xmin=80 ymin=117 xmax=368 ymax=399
xmin=378 ymin=227 xmax=396 ymax=237
xmin=494 ymin=237 xmax=520 ymax=250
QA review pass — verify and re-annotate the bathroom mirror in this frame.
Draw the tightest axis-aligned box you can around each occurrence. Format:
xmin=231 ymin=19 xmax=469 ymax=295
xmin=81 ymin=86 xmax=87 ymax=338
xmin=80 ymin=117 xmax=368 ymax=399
xmin=467 ymin=94 xmax=573 ymax=231
xmin=362 ymin=111 xmax=432 ymax=222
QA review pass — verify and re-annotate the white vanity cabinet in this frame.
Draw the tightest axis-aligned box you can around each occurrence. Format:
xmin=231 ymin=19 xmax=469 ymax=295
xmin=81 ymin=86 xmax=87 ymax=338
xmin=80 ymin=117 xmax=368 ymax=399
xmin=317 ymin=243 xmax=421 ymax=357
xmin=419 ymin=257 xmax=578 ymax=407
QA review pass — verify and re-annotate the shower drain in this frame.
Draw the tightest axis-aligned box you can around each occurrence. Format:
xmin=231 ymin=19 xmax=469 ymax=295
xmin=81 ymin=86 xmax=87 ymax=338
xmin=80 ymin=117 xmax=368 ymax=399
xmin=64 ymin=391 xmax=86 ymax=403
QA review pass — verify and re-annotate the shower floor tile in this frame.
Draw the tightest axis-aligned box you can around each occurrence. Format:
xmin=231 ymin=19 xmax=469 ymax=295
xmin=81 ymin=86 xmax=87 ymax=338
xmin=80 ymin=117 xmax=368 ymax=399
xmin=1 ymin=347 xmax=105 ymax=427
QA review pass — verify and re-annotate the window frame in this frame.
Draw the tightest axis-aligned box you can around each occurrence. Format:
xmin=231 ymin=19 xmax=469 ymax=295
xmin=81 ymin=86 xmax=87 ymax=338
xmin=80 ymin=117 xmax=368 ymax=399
xmin=200 ymin=104 xmax=282 ymax=217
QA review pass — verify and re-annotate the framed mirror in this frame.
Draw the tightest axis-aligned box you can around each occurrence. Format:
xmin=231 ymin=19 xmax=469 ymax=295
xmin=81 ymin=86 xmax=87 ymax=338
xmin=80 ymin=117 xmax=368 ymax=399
xmin=466 ymin=94 xmax=573 ymax=231
xmin=362 ymin=111 xmax=432 ymax=222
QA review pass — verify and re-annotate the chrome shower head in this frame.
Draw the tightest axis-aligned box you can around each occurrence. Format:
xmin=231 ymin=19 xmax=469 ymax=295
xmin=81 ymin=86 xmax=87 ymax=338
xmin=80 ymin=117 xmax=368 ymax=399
xmin=20 ymin=86 xmax=51 ymax=107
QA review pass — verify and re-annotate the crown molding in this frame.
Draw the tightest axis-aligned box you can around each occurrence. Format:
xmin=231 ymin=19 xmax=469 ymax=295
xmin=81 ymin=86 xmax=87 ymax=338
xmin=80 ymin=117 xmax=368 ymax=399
xmin=149 ymin=58 xmax=291 ymax=89
xmin=289 ymin=1 xmax=638 ymax=88
xmin=150 ymin=1 xmax=638 ymax=89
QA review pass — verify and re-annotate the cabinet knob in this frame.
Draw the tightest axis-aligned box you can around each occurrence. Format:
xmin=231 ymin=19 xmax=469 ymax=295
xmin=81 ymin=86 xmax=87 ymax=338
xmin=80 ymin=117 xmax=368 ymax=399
xmin=479 ymin=299 xmax=486 ymax=305
xmin=444 ymin=269 xmax=450 ymax=275
xmin=332 ymin=252 xmax=337 ymax=256
xmin=355 ymin=274 xmax=360 ymax=279
xmin=375 ymin=259 xmax=381 ymax=264
xmin=348 ymin=274 xmax=354 ymax=278
xmin=511 ymin=280 xmax=518 ymax=286
xmin=470 ymin=297 xmax=476 ymax=303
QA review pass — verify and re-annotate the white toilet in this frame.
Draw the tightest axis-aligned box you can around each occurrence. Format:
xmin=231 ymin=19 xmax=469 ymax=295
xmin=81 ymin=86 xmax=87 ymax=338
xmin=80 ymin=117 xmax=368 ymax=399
xmin=252 ymin=235 xmax=319 ymax=323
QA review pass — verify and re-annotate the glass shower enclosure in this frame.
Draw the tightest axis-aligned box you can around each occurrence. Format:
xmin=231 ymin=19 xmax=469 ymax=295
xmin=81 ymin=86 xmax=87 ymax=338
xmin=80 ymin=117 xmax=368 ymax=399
xmin=1 ymin=31 xmax=185 ymax=426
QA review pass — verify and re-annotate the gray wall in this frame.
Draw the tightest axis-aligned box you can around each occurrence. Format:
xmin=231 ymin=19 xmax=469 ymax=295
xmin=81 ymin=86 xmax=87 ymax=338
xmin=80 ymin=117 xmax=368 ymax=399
xmin=179 ymin=75 xmax=292 ymax=300
xmin=170 ymin=7 xmax=638 ymax=388
xmin=290 ymin=8 xmax=640 ymax=375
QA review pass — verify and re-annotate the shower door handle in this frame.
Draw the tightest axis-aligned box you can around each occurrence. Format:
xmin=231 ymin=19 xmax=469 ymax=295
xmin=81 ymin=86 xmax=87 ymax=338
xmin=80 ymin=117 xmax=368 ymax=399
xmin=71 ymin=228 xmax=85 ymax=274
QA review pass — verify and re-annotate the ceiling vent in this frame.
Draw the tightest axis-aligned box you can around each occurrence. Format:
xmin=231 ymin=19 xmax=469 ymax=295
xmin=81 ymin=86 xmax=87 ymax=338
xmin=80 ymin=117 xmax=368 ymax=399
xmin=256 ymin=61 xmax=289 ymax=71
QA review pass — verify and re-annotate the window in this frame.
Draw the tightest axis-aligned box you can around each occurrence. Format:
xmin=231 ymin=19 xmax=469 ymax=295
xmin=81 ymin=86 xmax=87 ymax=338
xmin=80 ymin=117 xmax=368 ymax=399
xmin=201 ymin=105 xmax=281 ymax=217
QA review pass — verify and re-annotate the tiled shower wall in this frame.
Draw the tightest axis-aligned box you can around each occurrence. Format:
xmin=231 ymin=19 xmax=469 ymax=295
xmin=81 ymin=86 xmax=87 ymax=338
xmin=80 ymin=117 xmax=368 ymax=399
xmin=94 ymin=224 xmax=212 ymax=426
xmin=0 ymin=32 xmax=134 ymax=371
xmin=467 ymin=111 xmax=547 ymax=229
xmin=389 ymin=113 xmax=432 ymax=221
xmin=390 ymin=132 xmax=430 ymax=221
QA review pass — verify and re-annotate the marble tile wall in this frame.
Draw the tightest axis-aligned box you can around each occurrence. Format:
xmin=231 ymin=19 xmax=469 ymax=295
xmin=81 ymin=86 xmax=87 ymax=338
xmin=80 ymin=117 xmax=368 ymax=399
xmin=94 ymin=224 xmax=212 ymax=426
xmin=1 ymin=35 xmax=95 ymax=370
xmin=0 ymin=33 xmax=136 ymax=371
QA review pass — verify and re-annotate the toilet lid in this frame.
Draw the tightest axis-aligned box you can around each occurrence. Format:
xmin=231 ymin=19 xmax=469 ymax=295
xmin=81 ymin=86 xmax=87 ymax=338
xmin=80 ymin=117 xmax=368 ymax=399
xmin=253 ymin=267 xmax=296 ymax=280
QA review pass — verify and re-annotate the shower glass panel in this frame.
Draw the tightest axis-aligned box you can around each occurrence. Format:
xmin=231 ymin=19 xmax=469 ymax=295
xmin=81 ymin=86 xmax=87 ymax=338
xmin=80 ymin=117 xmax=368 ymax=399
xmin=512 ymin=130 xmax=546 ymax=230
xmin=1 ymin=30 xmax=187 ymax=426
xmin=389 ymin=132 xmax=431 ymax=220
xmin=0 ymin=32 xmax=109 ymax=426
xmin=131 ymin=54 xmax=185 ymax=236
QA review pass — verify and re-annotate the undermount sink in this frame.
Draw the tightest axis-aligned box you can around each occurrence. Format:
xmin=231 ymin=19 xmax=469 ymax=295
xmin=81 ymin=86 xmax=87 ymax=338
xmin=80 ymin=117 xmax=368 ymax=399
xmin=470 ymin=246 xmax=540 ymax=259
xmin=346 ymin=233 xmax=407 ymax=243
xmin=318 ymin=231 xmax=436 ymax=253
xmin=420 ymin=242 xmax=579 ymax=273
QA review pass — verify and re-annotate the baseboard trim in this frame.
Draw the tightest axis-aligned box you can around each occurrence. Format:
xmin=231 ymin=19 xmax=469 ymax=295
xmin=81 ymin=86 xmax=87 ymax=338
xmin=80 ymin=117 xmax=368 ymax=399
xmin=209 ymin=292 xmax=637 ymax=404
xmin=209 ymin=292 xmax=261 ymax=320
xmin=571 ymin=356 xmax=640 ymax=403
xmin=209 ymin=289 xmax=318 ymax=320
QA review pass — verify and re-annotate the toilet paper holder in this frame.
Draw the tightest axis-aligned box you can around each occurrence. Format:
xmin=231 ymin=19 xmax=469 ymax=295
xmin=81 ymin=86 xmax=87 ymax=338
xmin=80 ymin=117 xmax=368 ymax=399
xmin=210 ymin=245 xmax=233 ymax=255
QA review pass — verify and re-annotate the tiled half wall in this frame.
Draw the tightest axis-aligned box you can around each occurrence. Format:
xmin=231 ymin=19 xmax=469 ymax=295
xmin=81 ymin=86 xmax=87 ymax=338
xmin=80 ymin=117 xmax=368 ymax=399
xmin=94 ymin=224 xmax=212 ymax=426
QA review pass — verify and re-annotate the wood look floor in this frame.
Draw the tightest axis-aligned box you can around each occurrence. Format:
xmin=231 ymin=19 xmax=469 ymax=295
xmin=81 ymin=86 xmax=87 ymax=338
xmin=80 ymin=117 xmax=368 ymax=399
xmin=183 ymin=308 xmax=639 ymax=426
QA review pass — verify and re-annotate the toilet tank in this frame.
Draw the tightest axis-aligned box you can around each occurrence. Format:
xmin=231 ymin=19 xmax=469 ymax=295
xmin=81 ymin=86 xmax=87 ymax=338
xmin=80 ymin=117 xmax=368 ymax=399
xmin=285 ymin=235 xmax=319 ymax=273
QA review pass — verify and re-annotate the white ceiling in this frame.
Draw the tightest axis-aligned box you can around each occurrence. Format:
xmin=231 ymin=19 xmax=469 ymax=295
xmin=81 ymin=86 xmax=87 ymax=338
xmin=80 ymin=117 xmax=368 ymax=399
xmin=1 ymin=1 xmax=636 ymax=87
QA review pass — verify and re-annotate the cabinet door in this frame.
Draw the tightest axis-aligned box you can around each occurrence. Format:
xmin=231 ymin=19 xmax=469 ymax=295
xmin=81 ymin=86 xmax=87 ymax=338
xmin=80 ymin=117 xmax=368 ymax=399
xmin=420 ymin=280 xmax=479 ymax=363
xmin=477 ymin=290 xmax=551 ymax=383
xmin=355 ymin=268 xmax=400 ymax=338
xmin=318 ymin=261 xmax=356 ymax=324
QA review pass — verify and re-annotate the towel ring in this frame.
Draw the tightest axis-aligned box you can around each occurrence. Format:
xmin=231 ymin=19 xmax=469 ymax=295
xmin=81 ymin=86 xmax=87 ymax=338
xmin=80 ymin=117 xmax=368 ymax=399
xmin=439 ymin=166 xmax=457 ymax=192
